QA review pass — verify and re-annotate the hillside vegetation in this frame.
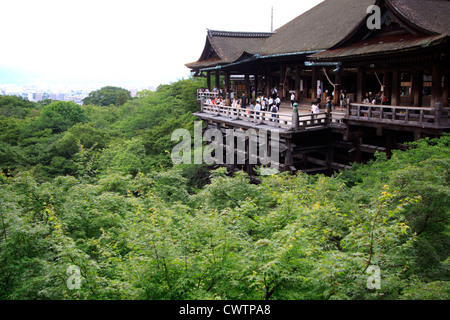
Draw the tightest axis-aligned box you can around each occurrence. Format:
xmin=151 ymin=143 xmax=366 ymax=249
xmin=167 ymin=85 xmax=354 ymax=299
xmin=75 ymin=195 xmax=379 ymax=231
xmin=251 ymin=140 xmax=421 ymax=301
xmin=0 ymin=78 xmax=448 ymax=300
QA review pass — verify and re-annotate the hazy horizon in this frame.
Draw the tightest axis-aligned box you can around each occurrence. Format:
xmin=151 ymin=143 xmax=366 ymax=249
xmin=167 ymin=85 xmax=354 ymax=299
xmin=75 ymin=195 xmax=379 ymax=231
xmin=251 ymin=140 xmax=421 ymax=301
xmin=0 ymin=0 xmax=324 ymax=90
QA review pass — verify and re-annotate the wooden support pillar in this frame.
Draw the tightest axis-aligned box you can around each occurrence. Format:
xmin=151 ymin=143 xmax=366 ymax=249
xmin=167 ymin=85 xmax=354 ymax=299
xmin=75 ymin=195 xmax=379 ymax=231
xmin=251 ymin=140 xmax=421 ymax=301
xmin=224 ymin=71 xmax=231 ymax=94
xmin=334 ymin=69 xmax=342 ymax=105
xmin=206 ymin=71 xmax=211 ymax=91
xmin=244 ymin=72 xmax=250 ymax=98
xmin=215 ymin=72 xmax=220 ymax=91
xmin=326 ymin=143 xmax=334 ymax=171
xmin=266 ymin=68 xmax=272 ymax=97
xmin=312 ymin=66 xmax=318 ymax=101
xmin=431 ymin=64 xmax=443 ymax=107
xmin=443 ymin=73 xmax=449 ymax=108
xmin=391 ymin=67 xmax=401 ymax=106
xmin=412 ymin=70 xmax=424 ymax=107
xmin=295 ymin=64 xmax=301 ymax=104
xmin=285 ymin=139 xmax=294 ymax=167
xmin=357 ymin=67 xmax=366 ymax=103
xmin=385 ymin=133 xmax=396 ymax=159
xmin=384 ymin=71 xmax=392 ymax=104
xmin=279 ymin=64 xmax=285 ymax=99
xmin=254 ymin=74 xmax=258 ymax=100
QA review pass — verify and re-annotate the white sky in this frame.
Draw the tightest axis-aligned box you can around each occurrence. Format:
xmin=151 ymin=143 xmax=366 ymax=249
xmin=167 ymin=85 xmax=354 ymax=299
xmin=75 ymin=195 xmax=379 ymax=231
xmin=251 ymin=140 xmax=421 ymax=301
xmin=0 ymin=0 xmax=324 ymax=89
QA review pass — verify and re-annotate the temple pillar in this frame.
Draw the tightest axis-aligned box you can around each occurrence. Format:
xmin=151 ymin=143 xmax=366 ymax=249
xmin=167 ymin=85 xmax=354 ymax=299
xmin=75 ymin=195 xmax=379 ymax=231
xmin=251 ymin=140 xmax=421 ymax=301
xmin=334 ymin=69 xmax=342 ymax=105
xmin=266 ymin=68 xmax=272 ymax=97
xmin=295 ymin=64 xmax=301 ymax=104
xmin=412 ymin=70 xmax=424 ymax=107
xmin=206 ymin=71 xmax=211 ymax=91
xmin=280 ymin=63 xmax=285 ymax=99
xmin=383 ymin=71 xmax=392 ymax=104
xmin=312 ymin=66 xmax=318 ymax=101
xmin=443 ymin=73 xmax=449 ymax=108
xmin=431 ymin=63 xmax=443 ymax=107
xmin=391 ymin=67 xmax=401 ymax=106
xmin=244 ymin=72 xmax=250 ymax=98
xmin=357 ymin=67 xmax=366 ymax=103
xmin=215 ymin=72 xmax=220 ymax=91
xmin=224 ymin=71 xmax=231 ymax=93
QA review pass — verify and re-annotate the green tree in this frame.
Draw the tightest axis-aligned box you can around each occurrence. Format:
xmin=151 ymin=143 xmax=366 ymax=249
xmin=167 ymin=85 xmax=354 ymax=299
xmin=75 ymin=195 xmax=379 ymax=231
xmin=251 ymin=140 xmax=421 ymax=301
xmin=82 ymin=86 xmax=132 ymax=107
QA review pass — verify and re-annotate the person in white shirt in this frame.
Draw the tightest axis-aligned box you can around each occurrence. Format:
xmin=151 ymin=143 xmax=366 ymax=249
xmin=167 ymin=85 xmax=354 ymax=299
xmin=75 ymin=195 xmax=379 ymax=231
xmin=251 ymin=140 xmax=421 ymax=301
xmin=275 ymin=96 xmax=281 ymax=108
xmin=311 ymin=101 xmax=320 ymax=114
xmin=254 ymin=101 xmax=261 ymax=119
xmin=290 ymin=92 xmax=295 ymax=106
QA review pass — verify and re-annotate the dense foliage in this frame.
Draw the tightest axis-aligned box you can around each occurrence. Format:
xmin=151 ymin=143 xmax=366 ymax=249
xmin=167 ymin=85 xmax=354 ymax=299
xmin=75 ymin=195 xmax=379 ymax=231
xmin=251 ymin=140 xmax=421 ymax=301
xmin=82 ymin=86 xmax=132 ymax=107
xmin=0 ymin=79 xmax=448 ymax=300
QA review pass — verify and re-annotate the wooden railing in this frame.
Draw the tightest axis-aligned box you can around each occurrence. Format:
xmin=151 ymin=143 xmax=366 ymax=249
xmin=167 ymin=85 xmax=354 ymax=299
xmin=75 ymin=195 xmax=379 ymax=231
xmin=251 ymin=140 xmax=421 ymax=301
xmin=348 ymin=103 xmax=450 ymax=127
xmin=200 ymin=102 xmax=449 ymax=131
xmin=197 ymin=90 xmax=219 ymax=100
xmin=202 ymin=103 xmax=333 ymax=130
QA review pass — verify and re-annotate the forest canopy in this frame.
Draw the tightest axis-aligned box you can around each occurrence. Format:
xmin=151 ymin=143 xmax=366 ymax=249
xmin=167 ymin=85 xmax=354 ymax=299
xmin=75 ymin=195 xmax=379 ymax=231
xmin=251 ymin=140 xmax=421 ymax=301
xmin=0 ymin=78 xmax=448 ymax=300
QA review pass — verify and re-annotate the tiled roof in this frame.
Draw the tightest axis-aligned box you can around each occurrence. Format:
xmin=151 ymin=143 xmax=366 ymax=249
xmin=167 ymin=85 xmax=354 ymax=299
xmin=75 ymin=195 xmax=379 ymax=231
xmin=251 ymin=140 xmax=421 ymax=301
xmin=186 ymin=0 xmax=450 ymax=70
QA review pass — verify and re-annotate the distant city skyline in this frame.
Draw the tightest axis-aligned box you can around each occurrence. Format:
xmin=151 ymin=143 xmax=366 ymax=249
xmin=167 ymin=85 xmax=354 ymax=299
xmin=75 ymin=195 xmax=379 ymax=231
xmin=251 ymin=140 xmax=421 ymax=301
xmin=0 ymin=0 xmax=324 ymax=89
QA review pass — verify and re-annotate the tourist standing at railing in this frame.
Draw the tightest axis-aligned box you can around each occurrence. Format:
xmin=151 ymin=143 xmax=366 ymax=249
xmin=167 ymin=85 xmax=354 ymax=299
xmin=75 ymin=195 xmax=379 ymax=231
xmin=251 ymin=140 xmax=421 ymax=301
xmin=326 ymin=97 xmax=332 ymax=112
xmin=271 ymin=87 xmax=278 ymax=99
xmin=275 ymin=96 xmax=281 ymax=109
xmin=311 ymin=99 xmax=320 ymax=114
xmin=241 ymin=93 xmax=249 ymax=109
xmin=231 ymin=98 xmax=238 ymax=108
xmin=261 ymin=97 xmax=267 ymax=111
xmin=290 ymin=92 xmax=296 ymax=106
xmin=270 ymin=104 xmax=278 ymax=122
xmin=255 ymin=100 xmax=261 ymax=119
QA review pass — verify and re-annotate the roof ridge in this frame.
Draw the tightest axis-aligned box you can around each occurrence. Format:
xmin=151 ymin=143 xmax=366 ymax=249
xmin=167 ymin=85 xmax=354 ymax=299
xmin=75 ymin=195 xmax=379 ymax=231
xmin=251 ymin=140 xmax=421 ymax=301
xmin=207 ymin=29 xmax=274 ymax=38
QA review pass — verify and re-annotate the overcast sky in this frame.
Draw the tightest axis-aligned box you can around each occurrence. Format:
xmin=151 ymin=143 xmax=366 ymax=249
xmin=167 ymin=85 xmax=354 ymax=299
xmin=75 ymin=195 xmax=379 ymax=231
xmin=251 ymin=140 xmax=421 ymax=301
xmin=0 ymin=0 xmax=324 ymax=89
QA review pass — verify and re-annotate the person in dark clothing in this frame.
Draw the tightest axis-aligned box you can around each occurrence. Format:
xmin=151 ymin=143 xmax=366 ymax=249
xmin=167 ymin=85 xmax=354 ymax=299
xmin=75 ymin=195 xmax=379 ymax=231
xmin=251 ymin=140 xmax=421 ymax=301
xmin=241 ymin=93 xmax=248 ymax=108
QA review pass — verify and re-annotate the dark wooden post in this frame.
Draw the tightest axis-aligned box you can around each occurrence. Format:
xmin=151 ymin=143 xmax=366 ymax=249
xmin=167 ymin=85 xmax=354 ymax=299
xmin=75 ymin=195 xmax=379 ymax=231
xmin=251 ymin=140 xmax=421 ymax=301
xmin=384 ymin=71 xmax=392 ymax=104
xmin=443 ymin=73 xmax=449 ymax=108
xmin=206 ymin=71 xmax=211 ymax=91
xmin=431 ymin=64 xmax=443 ymax=107
xmin=254 ymin=74 xmax=258 ymax=100
xmin=412 ymin=70 xmax=424 ymax=107
xmin=266 ymin=67 xmax=272 ymax=97
xmin=391 ymin=67 xmax=401 ymax=106
xmin=357 ymin=67 xmax=366 ymax=103
xmin=312 ymin=66 xmax=318 ymax=102
xmin=215 ymin=72 xmax=220 ymax=91
xmin=224 ymin=71 xmax=231 ymax=94
xmin=280 ymin=63 xmax=285 ymax=99
xmin=295 ymin=64 xmax=301 ymax=104
xmin=244 ymin=72 xmax=250 ymax=98
xmin=334 ymin=69 xmax=342 ymax=106
xmin=435 ymin=102 xmax=443 ymax=127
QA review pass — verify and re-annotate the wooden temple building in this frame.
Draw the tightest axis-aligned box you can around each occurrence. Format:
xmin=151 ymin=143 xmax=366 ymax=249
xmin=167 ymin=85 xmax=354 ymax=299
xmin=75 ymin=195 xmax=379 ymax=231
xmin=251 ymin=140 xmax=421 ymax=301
xmin=185 ymin=0 xmax=450 ymax=175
